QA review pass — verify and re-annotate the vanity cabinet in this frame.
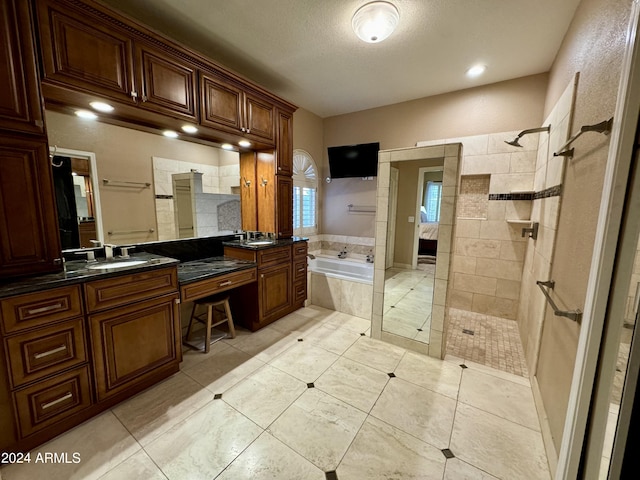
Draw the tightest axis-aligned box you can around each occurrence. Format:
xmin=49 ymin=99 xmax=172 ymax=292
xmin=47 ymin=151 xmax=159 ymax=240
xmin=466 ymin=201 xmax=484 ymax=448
xmin=0 ymin=136 xmax=62 ymax=279
xmin=84 ymin=267 xmax=180 ymax=402
xmin=200 ymin=72 xmax=275 ymax=145
xmin=276 ymin=110 xmax=293 ymax=175
xmin=0 ymin=265 xmax=181 ymax=452
xmin=0 ymin=284 xmax=90 ymax=450
xmin=224 ymin=242 xmax=307 ymax=331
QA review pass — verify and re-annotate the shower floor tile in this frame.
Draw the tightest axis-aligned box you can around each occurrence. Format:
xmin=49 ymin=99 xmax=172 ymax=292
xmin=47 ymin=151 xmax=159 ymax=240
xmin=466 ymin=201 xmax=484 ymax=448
xmin=446 ymin=308 xmax=528 ymax=377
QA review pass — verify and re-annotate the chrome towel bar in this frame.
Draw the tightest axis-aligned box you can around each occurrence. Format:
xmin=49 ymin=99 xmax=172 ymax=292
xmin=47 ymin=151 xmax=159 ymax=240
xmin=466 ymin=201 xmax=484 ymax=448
xmin=536 ymin=280 xmax=582 ymax=323
xmin=103 ymin=179 xmax=151 ymax=188
xmin=347 ymin=204 xmax=375 ymax=213
xmin=553 ymin=117 xmax=613 ymax=158
xmin=107 ymin=228 xmax=155 ymax=235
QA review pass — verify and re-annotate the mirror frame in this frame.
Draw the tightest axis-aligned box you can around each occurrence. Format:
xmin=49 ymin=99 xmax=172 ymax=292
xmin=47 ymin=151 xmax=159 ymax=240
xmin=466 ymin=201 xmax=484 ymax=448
xmin=371 ymin=144 xmax=461 ymax=358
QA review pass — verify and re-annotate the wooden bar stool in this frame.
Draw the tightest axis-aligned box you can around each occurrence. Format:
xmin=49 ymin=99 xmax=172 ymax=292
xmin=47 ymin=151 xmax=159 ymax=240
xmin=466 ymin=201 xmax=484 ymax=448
xmin=185 ymin=293 xmax=236 ymax=353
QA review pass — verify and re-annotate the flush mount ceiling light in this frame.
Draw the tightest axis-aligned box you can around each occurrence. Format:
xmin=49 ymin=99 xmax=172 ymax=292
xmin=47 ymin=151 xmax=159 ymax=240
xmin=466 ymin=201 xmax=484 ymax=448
xmin=352 ymin=1 xmax=399 ymax=43
xmin=75 ymin=109 xmax=97 ymax=120
xmin=89 ymin=101 xmax=114 ymax=112
xmin=181 ymin=125 xmax=198 ymax=134
xmin=221 ymin=143 xmax=234 ymax=150
xmin=466 ymin=64 xmax=487 ymax=78
xmin=163 ymin=130 xmax=179 ymax=138
xmin=238 ymin=140 xmax=252 ymax=148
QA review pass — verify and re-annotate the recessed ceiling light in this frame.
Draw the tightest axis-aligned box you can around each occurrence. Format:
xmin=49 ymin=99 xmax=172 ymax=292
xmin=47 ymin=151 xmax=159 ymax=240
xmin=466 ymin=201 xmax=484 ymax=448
xmin=89 ymin=101 xmax=114 ymax=112
xmin=75 ymin=110 xmax=97 ymax=119
xmin=181 ymin=125 xmax=198 ymax=134
xmin=466 ymin=64 xmax=487 ymax=78
xmin=163 ymin=130 xmax=179 ymax=138
xmin=221 ymin=143 xmax=234 ymax=150
xmin=238 ymin=140 xmax=252 ymax=148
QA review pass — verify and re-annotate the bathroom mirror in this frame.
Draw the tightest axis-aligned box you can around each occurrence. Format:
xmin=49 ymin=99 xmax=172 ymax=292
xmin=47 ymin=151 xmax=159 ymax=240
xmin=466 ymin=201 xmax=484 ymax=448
xmin=45 ymin=109 xmax=240 ymax=246
xmin=372 ymin=144 xmax=461 ymax=358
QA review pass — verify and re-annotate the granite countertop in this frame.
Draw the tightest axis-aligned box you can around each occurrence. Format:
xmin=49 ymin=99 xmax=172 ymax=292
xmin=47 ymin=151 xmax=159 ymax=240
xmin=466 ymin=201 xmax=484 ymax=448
xmin=222 ymin=236 xmax=308 ymax=251
xmin=0 ymin=253 xmax=179 ymax=299
xmin=177 ymin=256 xmax=257 ymax=285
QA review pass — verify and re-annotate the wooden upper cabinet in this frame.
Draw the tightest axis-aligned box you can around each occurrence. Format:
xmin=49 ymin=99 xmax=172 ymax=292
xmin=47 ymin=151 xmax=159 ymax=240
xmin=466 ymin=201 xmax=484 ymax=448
xmin=275 ymin=175 xmax=293 ymax=239
xmin=36 ymin=0 xmax=136 ymax=104
xmin=135 ymin=43 xmax=198 ymax=121
xmin=200 ymin=72 xmax=275 ymax=145
xmin=244 ymin=92 xmax=275 ymax=144
xmin=0 ymin=135 xmax=61 ymax=279
xmin=276 ymin=110 xmax=293 ymax=175
xmin=0 ymin=0 xmax=44 ymax=135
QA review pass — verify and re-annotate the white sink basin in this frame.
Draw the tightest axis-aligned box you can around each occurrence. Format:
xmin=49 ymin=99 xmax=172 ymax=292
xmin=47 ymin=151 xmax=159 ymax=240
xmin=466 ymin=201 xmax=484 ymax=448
xmin=246 ymin=241 xmax=274 ymax=246
xmin=87 ymin=260 xmax=148 ymax=270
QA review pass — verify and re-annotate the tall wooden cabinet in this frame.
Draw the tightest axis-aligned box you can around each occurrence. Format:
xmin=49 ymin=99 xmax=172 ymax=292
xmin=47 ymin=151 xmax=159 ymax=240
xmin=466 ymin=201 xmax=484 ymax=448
xmin=0 ymin=0 xmax=61 ymax=279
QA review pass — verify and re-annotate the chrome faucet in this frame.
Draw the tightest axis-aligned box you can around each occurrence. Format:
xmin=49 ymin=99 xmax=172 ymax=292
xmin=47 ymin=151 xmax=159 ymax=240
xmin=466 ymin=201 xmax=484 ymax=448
xmin=338 ymin=247 xmax=348 ymax=259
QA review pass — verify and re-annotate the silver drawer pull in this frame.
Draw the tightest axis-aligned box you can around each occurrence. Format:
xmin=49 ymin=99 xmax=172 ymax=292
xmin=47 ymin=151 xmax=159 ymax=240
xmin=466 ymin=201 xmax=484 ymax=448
xmin=219 ymin=280 xmax=232 ymax=287
xmin=27 ymin=303 xmax=63 ymax=315
xmin=41 ymin=392 xmax=73 ymax=410
xmin=34 ymin=345 xmax=67 ymax=359
xmin=297 ymin=268 xmax=305 ymax=273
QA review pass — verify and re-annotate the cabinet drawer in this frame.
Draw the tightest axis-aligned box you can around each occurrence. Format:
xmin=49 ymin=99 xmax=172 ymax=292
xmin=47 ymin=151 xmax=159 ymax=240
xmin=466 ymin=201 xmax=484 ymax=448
xmin=293 ymin=259 xmax=307 ymax=282
xmin=14 ymin=365 xmax=91 ymax=439
xmin=180 ymin=268 xmax=257 ymax=302
xmin=5 ymin=317 xmax=87 ymax=388
xmin=84 ymin=267 xmax=177 ymax=313
xmin=293 ymin=280 xmax=307 ymax=305
xmin=1 ymin=286 xmax=83 ymax=334
xmin=293 ymin=242 xmax=308 ymax=258
xmin=257 ymin=246 xmax=291 ymax=268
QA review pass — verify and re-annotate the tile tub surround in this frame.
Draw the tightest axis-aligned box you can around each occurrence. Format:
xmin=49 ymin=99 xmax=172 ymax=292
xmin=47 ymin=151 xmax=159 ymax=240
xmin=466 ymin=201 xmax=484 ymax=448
xmin=307 ymin=255 xmax=373 ymax=320
xmin=0 ymin=305 xmax=550 ymax=480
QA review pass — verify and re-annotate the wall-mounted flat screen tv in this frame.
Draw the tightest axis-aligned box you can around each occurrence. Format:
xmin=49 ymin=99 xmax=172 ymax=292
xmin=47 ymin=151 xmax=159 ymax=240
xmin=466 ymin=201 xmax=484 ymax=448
xmin=327 ymin=142 xmax=380 ymax=178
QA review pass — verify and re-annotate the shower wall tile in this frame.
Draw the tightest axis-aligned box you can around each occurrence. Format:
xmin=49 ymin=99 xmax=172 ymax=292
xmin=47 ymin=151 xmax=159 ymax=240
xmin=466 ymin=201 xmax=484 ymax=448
xmin=487 ymin=201 xmax=507 ymax=220
xmin=448 ymin=290 xmax=474 ymax=310
xmin=452 ymin=255 xmax=477 ymax=275
xmin=463 ymin=154 xmax=510 ymax=175
xmin=476 ymin=258 xmax=523 ymax=282
xmin=455 ymin=238 xmax=501 ymax=259
xmin=489 ymin=173 xmax=534 ymax=194
xmin=500 ymin=241 xmax=526 ymax=262
xmin=496 ymin=279 xmax=521 ymax=301
xmin=446 ymin=134 xmax=489 ymax=156
xmin=454 ymin=219 xmax=481 ymax=239
xmin=453 ymin=273 xmax=497 ymax=296
xmin=471 ymin=295 xmax=519 ymax=320
xmin=510 ymin=151 xmax=537 ymax=173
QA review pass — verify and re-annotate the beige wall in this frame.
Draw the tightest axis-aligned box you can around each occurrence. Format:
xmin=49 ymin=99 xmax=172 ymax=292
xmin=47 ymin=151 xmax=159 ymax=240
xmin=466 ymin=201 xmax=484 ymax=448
xmin=534 ymin=0 xmax=633 ymax=455
xmin=45 ymin=110 xmax=235 ymax=245
xmin=321 ymin=74 xmax=548 ymax=236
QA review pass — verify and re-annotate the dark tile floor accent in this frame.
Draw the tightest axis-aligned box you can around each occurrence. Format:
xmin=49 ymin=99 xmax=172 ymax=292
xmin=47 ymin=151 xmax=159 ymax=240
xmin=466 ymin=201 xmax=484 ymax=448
xmin=325 ymin=471 xmax=338 ymax=480
xmin=441 ymin=448 xmax=455 ymax=459
xmin=307 ymin=382 xmax=315 ymax=388
xmin=387 ymin=373 xmax=396 ymax=378
xmin=214 ymin=393 xmax=223 ymax=399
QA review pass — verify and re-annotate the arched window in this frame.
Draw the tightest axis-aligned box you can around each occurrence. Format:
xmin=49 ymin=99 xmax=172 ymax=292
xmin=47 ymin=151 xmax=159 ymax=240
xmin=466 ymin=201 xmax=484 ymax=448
xmin=292 ymin=149 xmax=318 ymax=235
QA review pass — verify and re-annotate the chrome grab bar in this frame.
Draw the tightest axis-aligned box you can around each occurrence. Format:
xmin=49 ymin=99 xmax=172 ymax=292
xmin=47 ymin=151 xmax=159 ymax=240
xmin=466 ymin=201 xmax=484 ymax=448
xmin=536 ymin=280 xmax=582 ymax=323
xmin=102 ymin=179 xmax=151 ymax=188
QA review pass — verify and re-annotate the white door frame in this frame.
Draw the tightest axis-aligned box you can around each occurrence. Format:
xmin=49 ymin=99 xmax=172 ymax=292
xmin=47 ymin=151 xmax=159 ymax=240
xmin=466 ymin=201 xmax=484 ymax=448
xmin=49 ymin=146 xmax=104 ymax=244
xmin=557 ymin=1 xmax=640 ymax=477
xmin=412 ymin=166 xmax=443 ymax=269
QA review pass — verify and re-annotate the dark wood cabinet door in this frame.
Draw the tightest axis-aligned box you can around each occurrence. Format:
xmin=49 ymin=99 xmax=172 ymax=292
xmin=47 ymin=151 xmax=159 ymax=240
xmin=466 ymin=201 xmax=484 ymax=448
xmin=200 ymin=72 xmax=244 ymax=133
xmin=136 ymin=44 xmax=198 ymax=121
xmin=244 ymin=93 xmax=275 ymax=143
xmin=258 ymin=263 xmax=291 ymax=323
xmin=0 ymin=0 xmax=44 ymax=135
xmin=256 ymin=151 xmax=276 ymax=234
xmin=0 ymin=136 xmax=61 ymax=279
xmin=239 ymin=151 xmax=258 ymax=232
xmin=275 ymin=175 xmax=293 ymax=239
xmin=89 ymin=294 xmax=179 ymax=402
xmin=275 ymin=110 xmax=293 ymax=175
xmin=36 ymin=0 xmax=136 ymax=104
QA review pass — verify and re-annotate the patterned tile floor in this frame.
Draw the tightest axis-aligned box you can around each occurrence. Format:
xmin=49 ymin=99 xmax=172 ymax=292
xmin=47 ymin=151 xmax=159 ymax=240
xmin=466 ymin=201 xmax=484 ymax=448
xmin=1 ymin=306 xmax=549 ymax=480
xmin=445 ymin=308 xmax=529 ymax=377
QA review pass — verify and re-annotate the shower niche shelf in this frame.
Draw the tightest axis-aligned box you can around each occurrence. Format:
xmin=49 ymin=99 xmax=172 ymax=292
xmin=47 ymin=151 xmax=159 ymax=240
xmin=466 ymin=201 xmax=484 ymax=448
xmin=506 ymin=219 xmax=533 ymax=225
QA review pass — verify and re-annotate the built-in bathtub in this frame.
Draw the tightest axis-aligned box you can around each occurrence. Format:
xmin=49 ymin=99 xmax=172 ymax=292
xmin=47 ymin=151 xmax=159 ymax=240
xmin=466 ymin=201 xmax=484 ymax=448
xmin=308 ymin=255 xmax=373 ymax=319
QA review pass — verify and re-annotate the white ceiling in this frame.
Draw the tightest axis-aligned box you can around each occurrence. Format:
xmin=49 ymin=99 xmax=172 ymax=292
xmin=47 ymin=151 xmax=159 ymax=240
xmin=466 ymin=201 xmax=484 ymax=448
xmin=100 ymin=0 xmax=581 ymax=118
